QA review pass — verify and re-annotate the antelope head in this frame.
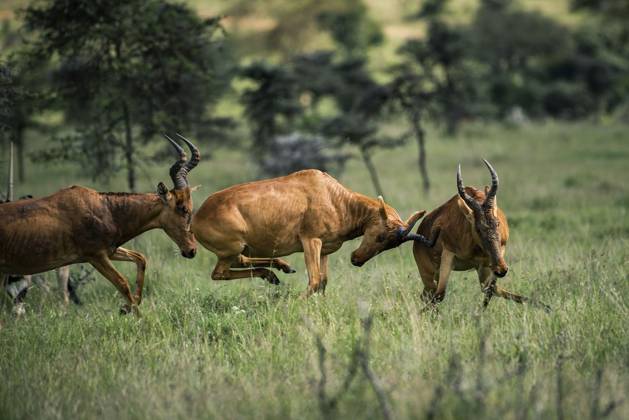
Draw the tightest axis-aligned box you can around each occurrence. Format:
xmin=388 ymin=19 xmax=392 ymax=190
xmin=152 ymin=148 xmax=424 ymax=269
xmin=350 ymin=196 xmax=439 ymax=266
xmin=457 ymin=159 xmax=508 ymax=277
xmin=158 ymin=133 xmax=201 ymax=259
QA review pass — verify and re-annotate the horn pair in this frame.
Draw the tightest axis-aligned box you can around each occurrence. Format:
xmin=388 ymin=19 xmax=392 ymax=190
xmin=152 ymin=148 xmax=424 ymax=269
xmin=163 ymin=133 xmax=200 ymax=190
xmin=457 ymin=159 xmax=499 ymax=212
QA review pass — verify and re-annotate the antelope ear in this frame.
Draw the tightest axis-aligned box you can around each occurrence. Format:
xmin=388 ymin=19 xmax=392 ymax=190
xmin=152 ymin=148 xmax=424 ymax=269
xmin=189 ymin=184 xmax=201 ymax=192
xmin=157 ymin=182 xmax=170 ymax=204
xmin=484 ymin=185 xmax=490 ymax=196
xmin=377 ymin=196 xmax=387 ymax=220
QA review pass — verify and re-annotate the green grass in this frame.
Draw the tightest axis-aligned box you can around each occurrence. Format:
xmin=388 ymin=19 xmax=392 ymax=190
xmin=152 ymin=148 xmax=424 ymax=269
xmin=1 ymin=121 xmax=628 ymax=419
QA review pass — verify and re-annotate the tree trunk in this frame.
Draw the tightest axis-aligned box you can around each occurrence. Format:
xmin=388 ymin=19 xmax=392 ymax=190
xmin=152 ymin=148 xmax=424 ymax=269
xmin=122 ymin=102 xmax=136 ymax=192
xmin=360 ymin=147 xmax=384 ymax=198
xmin=15 ymin=124 xmax=25 ymax=182
xmin=8 ymin=141 xmax=14 ymax=201
xmin=409 ymin=111 xmax=430 ymax=194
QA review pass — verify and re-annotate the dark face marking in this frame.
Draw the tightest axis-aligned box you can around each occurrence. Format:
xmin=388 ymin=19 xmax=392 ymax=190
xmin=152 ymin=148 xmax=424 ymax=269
xmin=474 ymin=210 xmax=507 ymax=276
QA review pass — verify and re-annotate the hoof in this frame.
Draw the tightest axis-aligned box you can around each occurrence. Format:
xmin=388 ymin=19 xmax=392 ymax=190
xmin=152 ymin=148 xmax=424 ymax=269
xmin=285 ymin=267 xmax=297 ymax=274
xmin=119 ymin=304 xmax=140 ymax=316
xmin=263 ymin=272 xmax=281 ymax=285
xmin=12 ymin=304 xmax=26 ymax=317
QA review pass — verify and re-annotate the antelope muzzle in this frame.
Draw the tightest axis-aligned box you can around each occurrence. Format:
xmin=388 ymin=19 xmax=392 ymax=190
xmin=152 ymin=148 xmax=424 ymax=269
xmin=181 ymin=248 xmax=197 ymax=259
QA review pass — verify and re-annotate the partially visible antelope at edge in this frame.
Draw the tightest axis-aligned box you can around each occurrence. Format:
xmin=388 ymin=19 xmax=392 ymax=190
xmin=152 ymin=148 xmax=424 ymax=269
xmin=1 ymin=142 xmax=76 ymax=313
xmin=192 ymin=169 xmax=439 ymax=296
xmin=0 ymin=134 xmax=200 ymax=315
xmin=412 ymin=160 xmax=549 ymax=310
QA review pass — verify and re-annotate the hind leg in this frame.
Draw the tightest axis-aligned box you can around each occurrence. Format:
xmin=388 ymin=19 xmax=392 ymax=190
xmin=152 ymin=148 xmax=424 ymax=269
xmin=418 ymin=264 xmax=437 ymax=303
xmin=237 ymin=255 xmax=296 ymax=274
xmin=57 ymin=266 xmax=70 ymax=306
xmin=319 ymin=255 xmax=329 ymax=294
xmin=212 ymin=257 xmax=281 ymax=285
xmin=301 ymin=237 xmax=323 ymax=296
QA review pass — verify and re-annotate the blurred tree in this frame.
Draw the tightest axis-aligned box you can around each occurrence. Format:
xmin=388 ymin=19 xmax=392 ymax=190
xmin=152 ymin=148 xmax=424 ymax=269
xmin=572 ymin=0 xmax=629 ymax=18
xmin=0 ymin=22 xmax=50 ymax=182
xmin=259 ymin=132 xmax=350 ymax=177
xmin=322 ymin=58 xmax=406 ymax=198
xmin=240 ymin=53 xmax=404 ymax=196
xmin=407 ymin=0 xmax=448 ymax=19
xmin=22 ymin=0 xmax=232 ymax=190
xmin=388 ymin=67 xmax=434 ymax=194
xmin=570 ymin=0 xmax=629 ymax=117
xmin=316 ymin=0 xmax=383 ymax=57
xmin=240 ymin=61 xmax=302 ymax=155
xmin=404 ymin=2 xmax=480 ymax=136
xmin=470 ymin=0 xmax=574 ymax=119
xmin=226 ymin=0 xmax=381 ymax=56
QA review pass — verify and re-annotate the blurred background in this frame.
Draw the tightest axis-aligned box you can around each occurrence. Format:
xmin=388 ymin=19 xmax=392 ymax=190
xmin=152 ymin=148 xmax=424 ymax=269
xmin=0 ymin=0 xmax=627 ymax=199
xmin=1 ymin=2 xmax=628 ymax=419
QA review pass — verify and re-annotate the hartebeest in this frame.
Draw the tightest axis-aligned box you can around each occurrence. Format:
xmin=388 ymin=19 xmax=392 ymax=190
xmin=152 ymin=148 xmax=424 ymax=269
xmin=413 ymin=160 xmax=548 ymax=310
xmin=1 ymin=142 xmax=75 ymax=313
xmin=192 ymin=169 xmax=439 ymax=296
xmin=0 ymin=134 xmax=200 ymax=314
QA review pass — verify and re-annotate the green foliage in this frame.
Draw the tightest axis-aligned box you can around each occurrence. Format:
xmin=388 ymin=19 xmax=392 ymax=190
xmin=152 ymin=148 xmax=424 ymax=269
xmin=399 ymin=11 xmax=483 ymax=135
xmin=316 ymin=0 xmax=383 ymax=56
xmin=22 ymin=0 xmax=232 ymax=189
xmin=240 ymin=61 xmax=301 ymax=154
xmin=240 ymin=51 xmax=404 ymax=192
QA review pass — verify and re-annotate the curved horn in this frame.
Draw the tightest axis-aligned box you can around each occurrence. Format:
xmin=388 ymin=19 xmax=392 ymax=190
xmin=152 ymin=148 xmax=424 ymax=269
xmin=176 ymin=133 xmax=200 ymax=173
xmin=457 ymin=164 xmax=481 ymax=213
xmin=163 ymin=133 xmax=188 ymax=190
xmin=482 ymin=159 xmax=498 ymax=209
xmin=401 ymin=227 xmax=441 ymax=246
xmin=399 ymin=210 xmax=426 ymax=237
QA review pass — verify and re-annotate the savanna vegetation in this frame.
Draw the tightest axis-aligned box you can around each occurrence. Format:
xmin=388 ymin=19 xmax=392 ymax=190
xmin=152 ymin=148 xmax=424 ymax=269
xmin=0 ymin=0 xmax=627 ymax=419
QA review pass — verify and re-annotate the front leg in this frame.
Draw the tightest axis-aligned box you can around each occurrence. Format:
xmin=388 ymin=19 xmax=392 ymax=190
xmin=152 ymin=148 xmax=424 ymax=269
xmin=477 ymin=266 xmax=551 ymax=311
xmin=89 ymin=253 xmax=138 ymax=316
xmin=110 ymin=248 xmax=147 ymax=305
xmin=56 ymin=266 xmax=70 ymax=306
xmin=477 ymin=266 xmax=497 ymax=308
xmin=319 ymin=255 xmax=329 ymax=294
xmin=301 ymin=237 xmax=323 ymax=296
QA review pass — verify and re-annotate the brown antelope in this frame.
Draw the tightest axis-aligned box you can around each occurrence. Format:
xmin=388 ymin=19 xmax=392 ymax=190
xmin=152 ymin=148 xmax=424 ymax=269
xmin=0 ymin=134 xmax=200 ymax=315
xmin=192 ymin=169 xmax=439 ymax=296
xmin=1 ymin=143 xmax=74 ymax=313
xmin=412 ymin=160 xmax=549 ymax=310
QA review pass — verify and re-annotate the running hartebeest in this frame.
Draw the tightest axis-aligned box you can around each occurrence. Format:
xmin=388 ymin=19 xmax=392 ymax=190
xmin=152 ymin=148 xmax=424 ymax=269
xmin=0 ymin=134 xmax=200 ymax=315
xmin=192 ymin=169 xmax=439 ymax=296
xmin=413 ymin=160 xmax=549 ymax=310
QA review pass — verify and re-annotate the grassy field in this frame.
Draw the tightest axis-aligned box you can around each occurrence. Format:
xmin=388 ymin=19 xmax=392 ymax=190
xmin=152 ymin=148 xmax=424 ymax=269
xmin=0 ymin=121 xmax=628 ymax=419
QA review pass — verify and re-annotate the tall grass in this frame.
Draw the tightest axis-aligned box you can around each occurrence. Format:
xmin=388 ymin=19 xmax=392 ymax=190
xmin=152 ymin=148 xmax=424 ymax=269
xmin=0 ymin=121 xmax=627 ymax=419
